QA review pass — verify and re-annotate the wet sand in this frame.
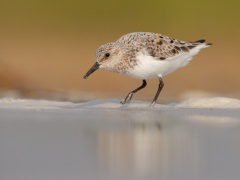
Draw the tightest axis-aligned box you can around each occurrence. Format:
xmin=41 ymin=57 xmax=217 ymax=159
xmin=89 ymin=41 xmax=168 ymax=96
xmin=1 ymin=98 xmax=240 ymax=180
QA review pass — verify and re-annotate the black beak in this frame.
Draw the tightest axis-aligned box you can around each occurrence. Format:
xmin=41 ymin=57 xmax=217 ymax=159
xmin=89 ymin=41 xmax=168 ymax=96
xmin=83 ymin=62 xmax=100 ymax=79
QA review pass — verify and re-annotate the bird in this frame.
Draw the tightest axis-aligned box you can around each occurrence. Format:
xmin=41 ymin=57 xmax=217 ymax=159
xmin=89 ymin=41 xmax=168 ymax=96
xmin=83 ymin=32 xmax=212 ymax=107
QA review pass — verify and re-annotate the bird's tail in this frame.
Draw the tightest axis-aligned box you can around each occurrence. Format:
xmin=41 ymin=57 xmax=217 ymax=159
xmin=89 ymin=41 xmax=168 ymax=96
xmin=194 ymin=39 xmax=212 ymax=47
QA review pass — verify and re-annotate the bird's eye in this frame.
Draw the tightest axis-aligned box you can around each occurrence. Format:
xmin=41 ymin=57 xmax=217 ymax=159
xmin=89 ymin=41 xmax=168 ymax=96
xmin=105 ymin=53 xmax=110 ymax=58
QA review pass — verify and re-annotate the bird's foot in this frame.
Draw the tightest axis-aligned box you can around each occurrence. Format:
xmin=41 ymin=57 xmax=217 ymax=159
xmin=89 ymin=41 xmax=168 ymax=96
xmin=149 ymin=101 xmax=156 ymax=109
xmin=120 ymin=92 xmax=134 ymax=104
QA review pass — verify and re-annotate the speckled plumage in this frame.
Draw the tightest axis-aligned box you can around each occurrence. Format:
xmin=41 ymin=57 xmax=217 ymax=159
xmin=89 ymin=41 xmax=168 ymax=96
xmin=84 ymin=32 xmax=212 ymax=107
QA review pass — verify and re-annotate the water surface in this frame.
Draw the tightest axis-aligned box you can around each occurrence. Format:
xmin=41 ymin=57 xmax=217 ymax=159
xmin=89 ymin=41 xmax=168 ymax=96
xmin=1 ymin=99 xmax=240 ymax=180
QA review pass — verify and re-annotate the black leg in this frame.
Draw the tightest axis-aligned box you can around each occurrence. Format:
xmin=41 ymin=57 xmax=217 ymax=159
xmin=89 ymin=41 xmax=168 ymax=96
xmin=121 ymin=80 xmax=147 ymax=104
xmin=151 ymin=78 xmax=164 ymax=107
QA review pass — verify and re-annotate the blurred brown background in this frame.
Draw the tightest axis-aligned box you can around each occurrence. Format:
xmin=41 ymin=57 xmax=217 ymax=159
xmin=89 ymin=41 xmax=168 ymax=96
xmin=0 ymin=0 xmax=239 ymax=102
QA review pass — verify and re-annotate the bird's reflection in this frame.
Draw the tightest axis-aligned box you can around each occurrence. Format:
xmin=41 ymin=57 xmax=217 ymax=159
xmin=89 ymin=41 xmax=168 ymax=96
xmin=95 ymin=120 xmax=207 ymax=180
xmin=97 ymin=121 xmax=165 ymax=178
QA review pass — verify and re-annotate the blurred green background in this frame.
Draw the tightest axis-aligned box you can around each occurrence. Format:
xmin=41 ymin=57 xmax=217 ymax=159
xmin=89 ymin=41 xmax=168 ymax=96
xmin=0 ymin=0 xmax=239 ymax=101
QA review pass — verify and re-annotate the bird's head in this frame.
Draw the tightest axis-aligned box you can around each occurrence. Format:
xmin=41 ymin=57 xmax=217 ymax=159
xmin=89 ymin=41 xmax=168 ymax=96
xmin=83 ymin=42 xmax=122 ymax=79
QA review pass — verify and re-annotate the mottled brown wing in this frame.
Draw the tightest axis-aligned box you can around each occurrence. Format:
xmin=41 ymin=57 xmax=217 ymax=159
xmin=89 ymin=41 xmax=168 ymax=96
xmin=143 ymin=33 xmax=204 ymax=60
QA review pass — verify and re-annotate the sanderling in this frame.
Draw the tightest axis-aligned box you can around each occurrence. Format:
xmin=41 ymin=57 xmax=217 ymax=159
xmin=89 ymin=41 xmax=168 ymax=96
xmin=83 ymin=32 xmax=212 ymax=107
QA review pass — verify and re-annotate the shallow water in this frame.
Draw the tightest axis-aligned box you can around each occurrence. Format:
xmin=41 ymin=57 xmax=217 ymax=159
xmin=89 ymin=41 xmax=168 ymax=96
xmin=1 ymin=98 xmax=240 ymax=180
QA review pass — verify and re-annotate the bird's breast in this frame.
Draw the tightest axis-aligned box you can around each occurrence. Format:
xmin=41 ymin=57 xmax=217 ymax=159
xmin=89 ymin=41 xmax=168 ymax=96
xmin=123 ymin=54 xmax=165 ymax=79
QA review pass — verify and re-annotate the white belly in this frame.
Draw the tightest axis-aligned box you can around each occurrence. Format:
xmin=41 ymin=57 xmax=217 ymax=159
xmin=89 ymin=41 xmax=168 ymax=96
xmin=124 ymin=53 xmax=191 ymax=79
xmin=124 ymin=44 xmax=206 ymax=79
